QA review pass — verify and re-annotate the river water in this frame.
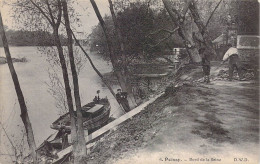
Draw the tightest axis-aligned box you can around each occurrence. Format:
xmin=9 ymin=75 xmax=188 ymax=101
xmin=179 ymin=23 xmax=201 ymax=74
xmin=0 ymin=46 xmax=123 ymax=150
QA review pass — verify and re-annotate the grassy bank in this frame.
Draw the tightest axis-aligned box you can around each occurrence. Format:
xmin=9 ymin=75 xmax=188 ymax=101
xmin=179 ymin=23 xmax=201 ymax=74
xmin=82 ymin=62 xmax=259 ymax=164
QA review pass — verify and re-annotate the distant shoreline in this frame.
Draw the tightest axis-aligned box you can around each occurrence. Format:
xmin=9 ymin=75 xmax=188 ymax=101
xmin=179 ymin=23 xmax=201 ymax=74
xmin=0 ymin=45 xmax=56 ymax=47
xmin=0 ymin=56 xmax=28 ymax=64
xmin=0 ymin=45 xmax=88 ymax=47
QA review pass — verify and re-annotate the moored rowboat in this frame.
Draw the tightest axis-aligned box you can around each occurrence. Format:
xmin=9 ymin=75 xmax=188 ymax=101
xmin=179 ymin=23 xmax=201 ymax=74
xmin=50 ymin=98 xmax=110 ymax=132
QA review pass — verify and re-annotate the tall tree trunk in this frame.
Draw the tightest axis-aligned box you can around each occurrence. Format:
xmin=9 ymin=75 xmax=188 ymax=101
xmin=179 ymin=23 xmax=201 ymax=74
xmin=205 ymin=0 xmax=223 ymax=28
xmin=90 ymin=0 xmax=136 ymax=111
xmin=52 ymin=27 xmax=78 ymax=160
xmin=71 ymin=32 xmax=126 ymax=114
xmin=28 ymin=0 xmax=79 ymax=161
xmin=189 ymin=0 xmax=217 ymax=57
xmin=162 ymin=0 xmax=201 ymax=62
xmin=108 ymin=0 xmax=126 ymax=67
xmin=61 ymin=1 xmax=86 ymax=163
xmin=0 ymin=10 xmax=37 ymax=164
xmin=108 ymin=0 xmax=137 ymax=108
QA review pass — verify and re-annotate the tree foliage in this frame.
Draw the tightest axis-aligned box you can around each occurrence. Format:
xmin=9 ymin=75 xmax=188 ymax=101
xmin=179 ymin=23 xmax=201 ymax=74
xmin=89 ymin=0 xmax=259 ymax=62
xmin=89 ymin=2 xmax=159 ymax=61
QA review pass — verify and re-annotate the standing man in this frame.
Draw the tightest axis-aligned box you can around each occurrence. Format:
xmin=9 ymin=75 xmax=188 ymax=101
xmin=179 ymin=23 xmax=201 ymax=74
xmin=222 ymin=44 xmax=243 ymax=81
xmin=199 ymin=47 xmax=211 ymax=83
xmin=116 ymin=89 xmax=131 ymax=112
xmin=93 ymin=90 xmax=100 ymax=103
xmin=61 ymin=128 xmax=69 ymax=149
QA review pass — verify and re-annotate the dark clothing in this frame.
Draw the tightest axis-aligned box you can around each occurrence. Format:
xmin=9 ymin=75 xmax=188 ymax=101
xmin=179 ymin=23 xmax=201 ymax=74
xmin=202 ymin=55 xmax=211 ymax=76
xmin=116 ymin=92 xmax=127 ymax=101
xmin=62 ymin=133 xmax=69 ymax=149
xmin=116 ymin=93 xmax=122 ymax=101
xmin=228 ymin=54 xmax=240 ymax=65
xmin=228 ymin=54 xmax=242 ymax=80
xmin=201 ymin=55 xmax=210 ymax=66
xmin=121 ymin=99 xmax=130 ymax=112
xmin=202 ymin=65 xmax=210 ymax=76
xmin=93 ymin=96 xmax=100 ymax=103
xmin=116 ymin=92 xmax=130 ymax=112
xmin=200 ymin=48 xmax=211 ymax=83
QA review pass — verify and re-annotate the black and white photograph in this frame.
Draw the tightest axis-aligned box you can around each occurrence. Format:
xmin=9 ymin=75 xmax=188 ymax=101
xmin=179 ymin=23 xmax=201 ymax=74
xmin=0 ymin=0 xmax=259 ymax=163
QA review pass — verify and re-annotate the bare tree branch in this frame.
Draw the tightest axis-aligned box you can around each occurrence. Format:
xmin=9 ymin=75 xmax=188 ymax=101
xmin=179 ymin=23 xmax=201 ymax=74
xmin=0 ymin=121 xmax=17 ymax=160
xmin=46 ymin=11 xmax=127 ymax=113
xmin=189 ymin=0 xmax=217 ymax=56
xmin=181 ymin=0 xmax=192 ymax=17
xmin=45 ymin=0 xmax=55 ymax=24
xmin=0 ymin=10 xmax=37 ymax=163
xmin=147 ymin=28 xmax=178 ymax=38
xmin=149 ymin=34 xmax=173 ymax=47
xmin=70 ymin=30 xmax=126 ymax=114
xmin=171 ymin=0 xmax=192 ymax=22
xmin=29 ymin=0 xmax=54 ymax=26
xmin=171 ymin=7 xmax=181 ymax=19
xmin=205 ymin=0 xmax=222 ymax=28
xmin=146 ymin=0 xmax=152 ymax=14
xmin=56 ymin=0 xmax=62 ymax=27
xmin=148 ymin=27 xmax=179 ymax=47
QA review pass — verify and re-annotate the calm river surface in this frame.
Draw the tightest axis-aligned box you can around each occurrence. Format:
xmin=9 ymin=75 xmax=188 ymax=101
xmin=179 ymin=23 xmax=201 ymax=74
xmin=0 ymin=46 xmax=123 ymax=148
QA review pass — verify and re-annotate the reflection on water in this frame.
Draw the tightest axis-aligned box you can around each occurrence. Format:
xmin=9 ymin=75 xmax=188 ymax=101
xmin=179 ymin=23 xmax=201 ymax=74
xmin=0 ymin=46 xmax=122 ymax=148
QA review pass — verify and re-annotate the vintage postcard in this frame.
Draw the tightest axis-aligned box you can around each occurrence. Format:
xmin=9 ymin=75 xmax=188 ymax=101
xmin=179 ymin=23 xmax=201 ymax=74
xmin=0 ymin=0 xmax=259 ymax=163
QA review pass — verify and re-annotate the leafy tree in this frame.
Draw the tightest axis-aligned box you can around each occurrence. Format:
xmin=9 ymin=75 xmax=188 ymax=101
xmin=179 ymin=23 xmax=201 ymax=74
xmin=89 ymin=1 xmax=167 ymax=60
xmin=116 ymin=2 xmax=155 ymax=57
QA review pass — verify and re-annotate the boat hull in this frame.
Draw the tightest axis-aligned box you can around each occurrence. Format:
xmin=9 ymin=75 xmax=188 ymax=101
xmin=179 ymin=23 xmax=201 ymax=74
xmin=50 ymin=99 xmax=111 ymax=132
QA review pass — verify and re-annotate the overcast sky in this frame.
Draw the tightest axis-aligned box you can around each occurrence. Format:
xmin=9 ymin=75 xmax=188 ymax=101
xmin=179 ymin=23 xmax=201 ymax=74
xmin=0 ymin=0 xmax=110 ymax=36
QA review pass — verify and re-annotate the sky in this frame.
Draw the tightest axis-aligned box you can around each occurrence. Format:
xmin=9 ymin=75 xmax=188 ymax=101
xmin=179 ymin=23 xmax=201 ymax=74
xmin=0 ymin=0 xmax=110 ymax=37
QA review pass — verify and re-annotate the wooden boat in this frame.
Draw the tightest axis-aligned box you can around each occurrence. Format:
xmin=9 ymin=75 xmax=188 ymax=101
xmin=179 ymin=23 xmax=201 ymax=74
xmin=35 ymin=131 xmax=63 ymax=162
xmin=50 ymin=98 xmax=110 ymax=132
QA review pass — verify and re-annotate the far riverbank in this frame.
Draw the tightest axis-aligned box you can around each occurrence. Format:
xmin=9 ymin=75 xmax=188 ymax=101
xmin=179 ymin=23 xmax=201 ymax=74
xmin=0 ymin=56 xmax=27 ymax=64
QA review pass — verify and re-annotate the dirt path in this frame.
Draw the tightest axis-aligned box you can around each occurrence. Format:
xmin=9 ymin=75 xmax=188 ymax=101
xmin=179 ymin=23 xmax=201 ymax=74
xmin=85 ymin=65 xmax=259 ymax=164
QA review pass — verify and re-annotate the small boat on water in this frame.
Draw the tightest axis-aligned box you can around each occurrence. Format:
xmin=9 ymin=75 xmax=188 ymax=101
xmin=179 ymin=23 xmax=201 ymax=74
xmin=29 ymin=96 xmax=111 ymax=163
xmin=50 ymin=98 xmax=111 ymax=132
